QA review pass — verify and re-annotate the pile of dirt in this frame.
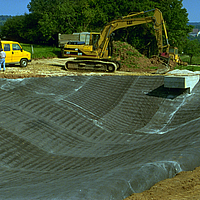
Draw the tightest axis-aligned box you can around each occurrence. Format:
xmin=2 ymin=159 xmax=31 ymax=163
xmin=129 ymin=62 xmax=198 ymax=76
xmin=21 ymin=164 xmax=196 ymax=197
xmin=124 ymin=166 xmax=200 ymax=200
xmin=112 ymin=41 xmax=168 ymax=73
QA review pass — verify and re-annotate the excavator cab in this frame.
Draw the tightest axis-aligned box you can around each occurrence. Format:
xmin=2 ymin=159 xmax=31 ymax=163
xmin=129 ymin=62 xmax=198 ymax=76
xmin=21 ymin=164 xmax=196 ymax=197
xmin=90 ymin=33 xmax=100 ymax=50
xmin=63 ymin=32 xmax=100 ymax=58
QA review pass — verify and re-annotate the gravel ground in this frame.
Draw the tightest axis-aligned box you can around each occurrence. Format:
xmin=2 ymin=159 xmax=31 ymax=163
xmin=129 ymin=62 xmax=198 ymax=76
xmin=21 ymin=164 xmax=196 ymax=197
xmin=0 ymin=58 xmax=164 ymax=79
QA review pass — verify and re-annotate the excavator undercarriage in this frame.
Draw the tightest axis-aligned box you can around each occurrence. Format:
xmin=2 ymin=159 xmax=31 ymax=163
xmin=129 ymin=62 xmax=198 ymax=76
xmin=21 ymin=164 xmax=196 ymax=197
xmin=64 ymin=58 xmax=120 ymax=72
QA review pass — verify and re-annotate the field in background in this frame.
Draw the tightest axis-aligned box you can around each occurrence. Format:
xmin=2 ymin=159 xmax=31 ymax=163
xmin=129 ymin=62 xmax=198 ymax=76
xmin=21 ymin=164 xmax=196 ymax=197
xmin=21 ymin=44 xmax=61 ymax=59
xmin=181 ymin=54 xmax=200 ymax=65
xmin=179 ymin=55 xmax=200 ymax=71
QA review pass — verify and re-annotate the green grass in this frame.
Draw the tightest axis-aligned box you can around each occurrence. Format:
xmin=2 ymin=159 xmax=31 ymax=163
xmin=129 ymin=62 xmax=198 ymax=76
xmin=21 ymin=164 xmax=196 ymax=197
xmin=180 ymin=55 xmax=200 ymax=65
xmin=122 ymin=45 xmax=128 ymax=48
xmin=174 ymin=65 xmax=200 ymax=71
xmin=126 ymin=51 xmax=135 ymax=56
xmin=149 ymin=66 xmax=158 ymax=69
xmin=172 ymin=55 xmax=200 ymax=71
xmin=21 ymin=44 xmax=61 ymax=59
xmin=126 ymin=50 xmax=142 ymax=57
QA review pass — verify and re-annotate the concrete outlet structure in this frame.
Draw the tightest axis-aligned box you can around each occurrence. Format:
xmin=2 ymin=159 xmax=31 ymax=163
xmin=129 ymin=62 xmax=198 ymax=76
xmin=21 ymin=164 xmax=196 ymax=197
xmin=164 ymin=75 xmax=200 ymax=93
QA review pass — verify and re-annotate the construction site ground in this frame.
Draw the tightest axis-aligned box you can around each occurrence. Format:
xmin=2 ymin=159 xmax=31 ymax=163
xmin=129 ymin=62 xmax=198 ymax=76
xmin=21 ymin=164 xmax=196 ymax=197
xmin=0 ymin=57 xmax=169 ymax=79
xmin=0 ymin=41 xmax=176 ymax=78
xmin=1 ymin=57 xmax=200 ymax=200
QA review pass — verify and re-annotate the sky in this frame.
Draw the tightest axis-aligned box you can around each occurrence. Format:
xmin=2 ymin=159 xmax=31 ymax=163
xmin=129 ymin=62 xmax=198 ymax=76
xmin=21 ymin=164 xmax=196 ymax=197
xmin=182 ymin=0 xmax=200 ymax=22
xmin=0 ymin=0 xmax=200 ymax=22
xmin=0 ymin=0 xmax=31 ymax=16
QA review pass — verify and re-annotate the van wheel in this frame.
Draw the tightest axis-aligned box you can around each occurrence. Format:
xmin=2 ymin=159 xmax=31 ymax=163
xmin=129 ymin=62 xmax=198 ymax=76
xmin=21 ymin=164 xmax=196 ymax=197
xmin=20 ymin=59 xmax=28 ymax=67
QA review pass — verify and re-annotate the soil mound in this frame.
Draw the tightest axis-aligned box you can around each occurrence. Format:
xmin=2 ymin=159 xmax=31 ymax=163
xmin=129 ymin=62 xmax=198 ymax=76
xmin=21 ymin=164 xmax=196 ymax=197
xmin=112 ymin=41 xmax=177 ymax=73
xmin=112 ymin=41 xmax=160 ymax=72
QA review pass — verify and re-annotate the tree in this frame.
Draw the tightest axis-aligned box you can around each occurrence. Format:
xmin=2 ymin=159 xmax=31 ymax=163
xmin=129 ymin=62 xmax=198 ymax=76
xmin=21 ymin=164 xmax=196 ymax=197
xmin=1 ymin=15 xmax=25 ymax=41
xmin=27 ymin=0 xmax=77 ymax=44
xmin=183 ymin=39 xmax=200 ymax=64
xmin=0 ymin=13 xmax=45 ymax=43
xmin=0 ymin=0 xmax=193 ymax=48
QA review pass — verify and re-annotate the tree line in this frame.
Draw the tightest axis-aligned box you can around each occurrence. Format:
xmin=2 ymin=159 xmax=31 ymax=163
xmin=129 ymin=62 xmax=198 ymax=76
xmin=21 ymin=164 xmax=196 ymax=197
xmin=0 ymin=0 xmax=194 ymax=57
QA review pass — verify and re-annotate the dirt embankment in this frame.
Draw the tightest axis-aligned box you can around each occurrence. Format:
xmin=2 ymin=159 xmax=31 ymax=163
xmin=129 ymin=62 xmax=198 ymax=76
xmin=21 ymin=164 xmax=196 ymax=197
xmin=124 ymin=166 xmax=200 ymax=200
xmin=0 ymin=57 xmax=164 ymax=79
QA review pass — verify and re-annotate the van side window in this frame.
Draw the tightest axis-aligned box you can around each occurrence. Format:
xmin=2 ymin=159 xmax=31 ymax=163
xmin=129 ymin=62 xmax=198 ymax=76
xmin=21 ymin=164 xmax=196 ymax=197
xmin=12 ymin=44 xmax=21 ymax=51
xmin=4 ymin=44 xmax=10 ymax=51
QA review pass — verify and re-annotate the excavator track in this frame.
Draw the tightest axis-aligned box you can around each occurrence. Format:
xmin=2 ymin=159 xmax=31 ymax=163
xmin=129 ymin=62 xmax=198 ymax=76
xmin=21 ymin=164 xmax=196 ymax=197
xmin=65 ymin=58 xmax=119 ymax=72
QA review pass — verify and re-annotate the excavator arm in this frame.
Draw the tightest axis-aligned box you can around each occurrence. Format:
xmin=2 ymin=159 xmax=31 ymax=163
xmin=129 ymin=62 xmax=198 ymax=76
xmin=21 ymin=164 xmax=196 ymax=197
xmin=98 ymin=8 xmax=170 ymax=58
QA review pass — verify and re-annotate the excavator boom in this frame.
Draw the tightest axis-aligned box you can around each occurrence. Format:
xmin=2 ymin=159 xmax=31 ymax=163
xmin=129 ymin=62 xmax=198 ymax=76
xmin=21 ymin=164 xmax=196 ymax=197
xmin=98 ymin=8 xmax=169 ymax=58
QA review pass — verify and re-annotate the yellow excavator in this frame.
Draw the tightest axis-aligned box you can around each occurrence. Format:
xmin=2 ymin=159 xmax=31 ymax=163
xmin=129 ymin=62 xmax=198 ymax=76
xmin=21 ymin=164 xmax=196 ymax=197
xmin=63 ymin=8 xmax=170 ymax=72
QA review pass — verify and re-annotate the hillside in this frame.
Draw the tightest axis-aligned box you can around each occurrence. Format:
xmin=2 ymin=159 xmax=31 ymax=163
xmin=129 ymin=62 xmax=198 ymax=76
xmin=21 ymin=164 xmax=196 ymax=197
xmin=188 ymin=22 xmax=200 ymax=29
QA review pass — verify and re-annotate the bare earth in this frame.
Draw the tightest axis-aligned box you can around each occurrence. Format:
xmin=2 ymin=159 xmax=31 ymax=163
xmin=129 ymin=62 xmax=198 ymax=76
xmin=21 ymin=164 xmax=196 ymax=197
xmin=124 ymin=166 xmax=200 ymax=200
xmin=2 ymin=58 xmax=200 ymax=200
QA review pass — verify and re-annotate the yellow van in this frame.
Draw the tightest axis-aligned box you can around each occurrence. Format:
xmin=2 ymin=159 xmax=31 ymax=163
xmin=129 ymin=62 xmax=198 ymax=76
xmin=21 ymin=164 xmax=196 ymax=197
xmin=1 ymin=41 xmax=31 ymax=67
